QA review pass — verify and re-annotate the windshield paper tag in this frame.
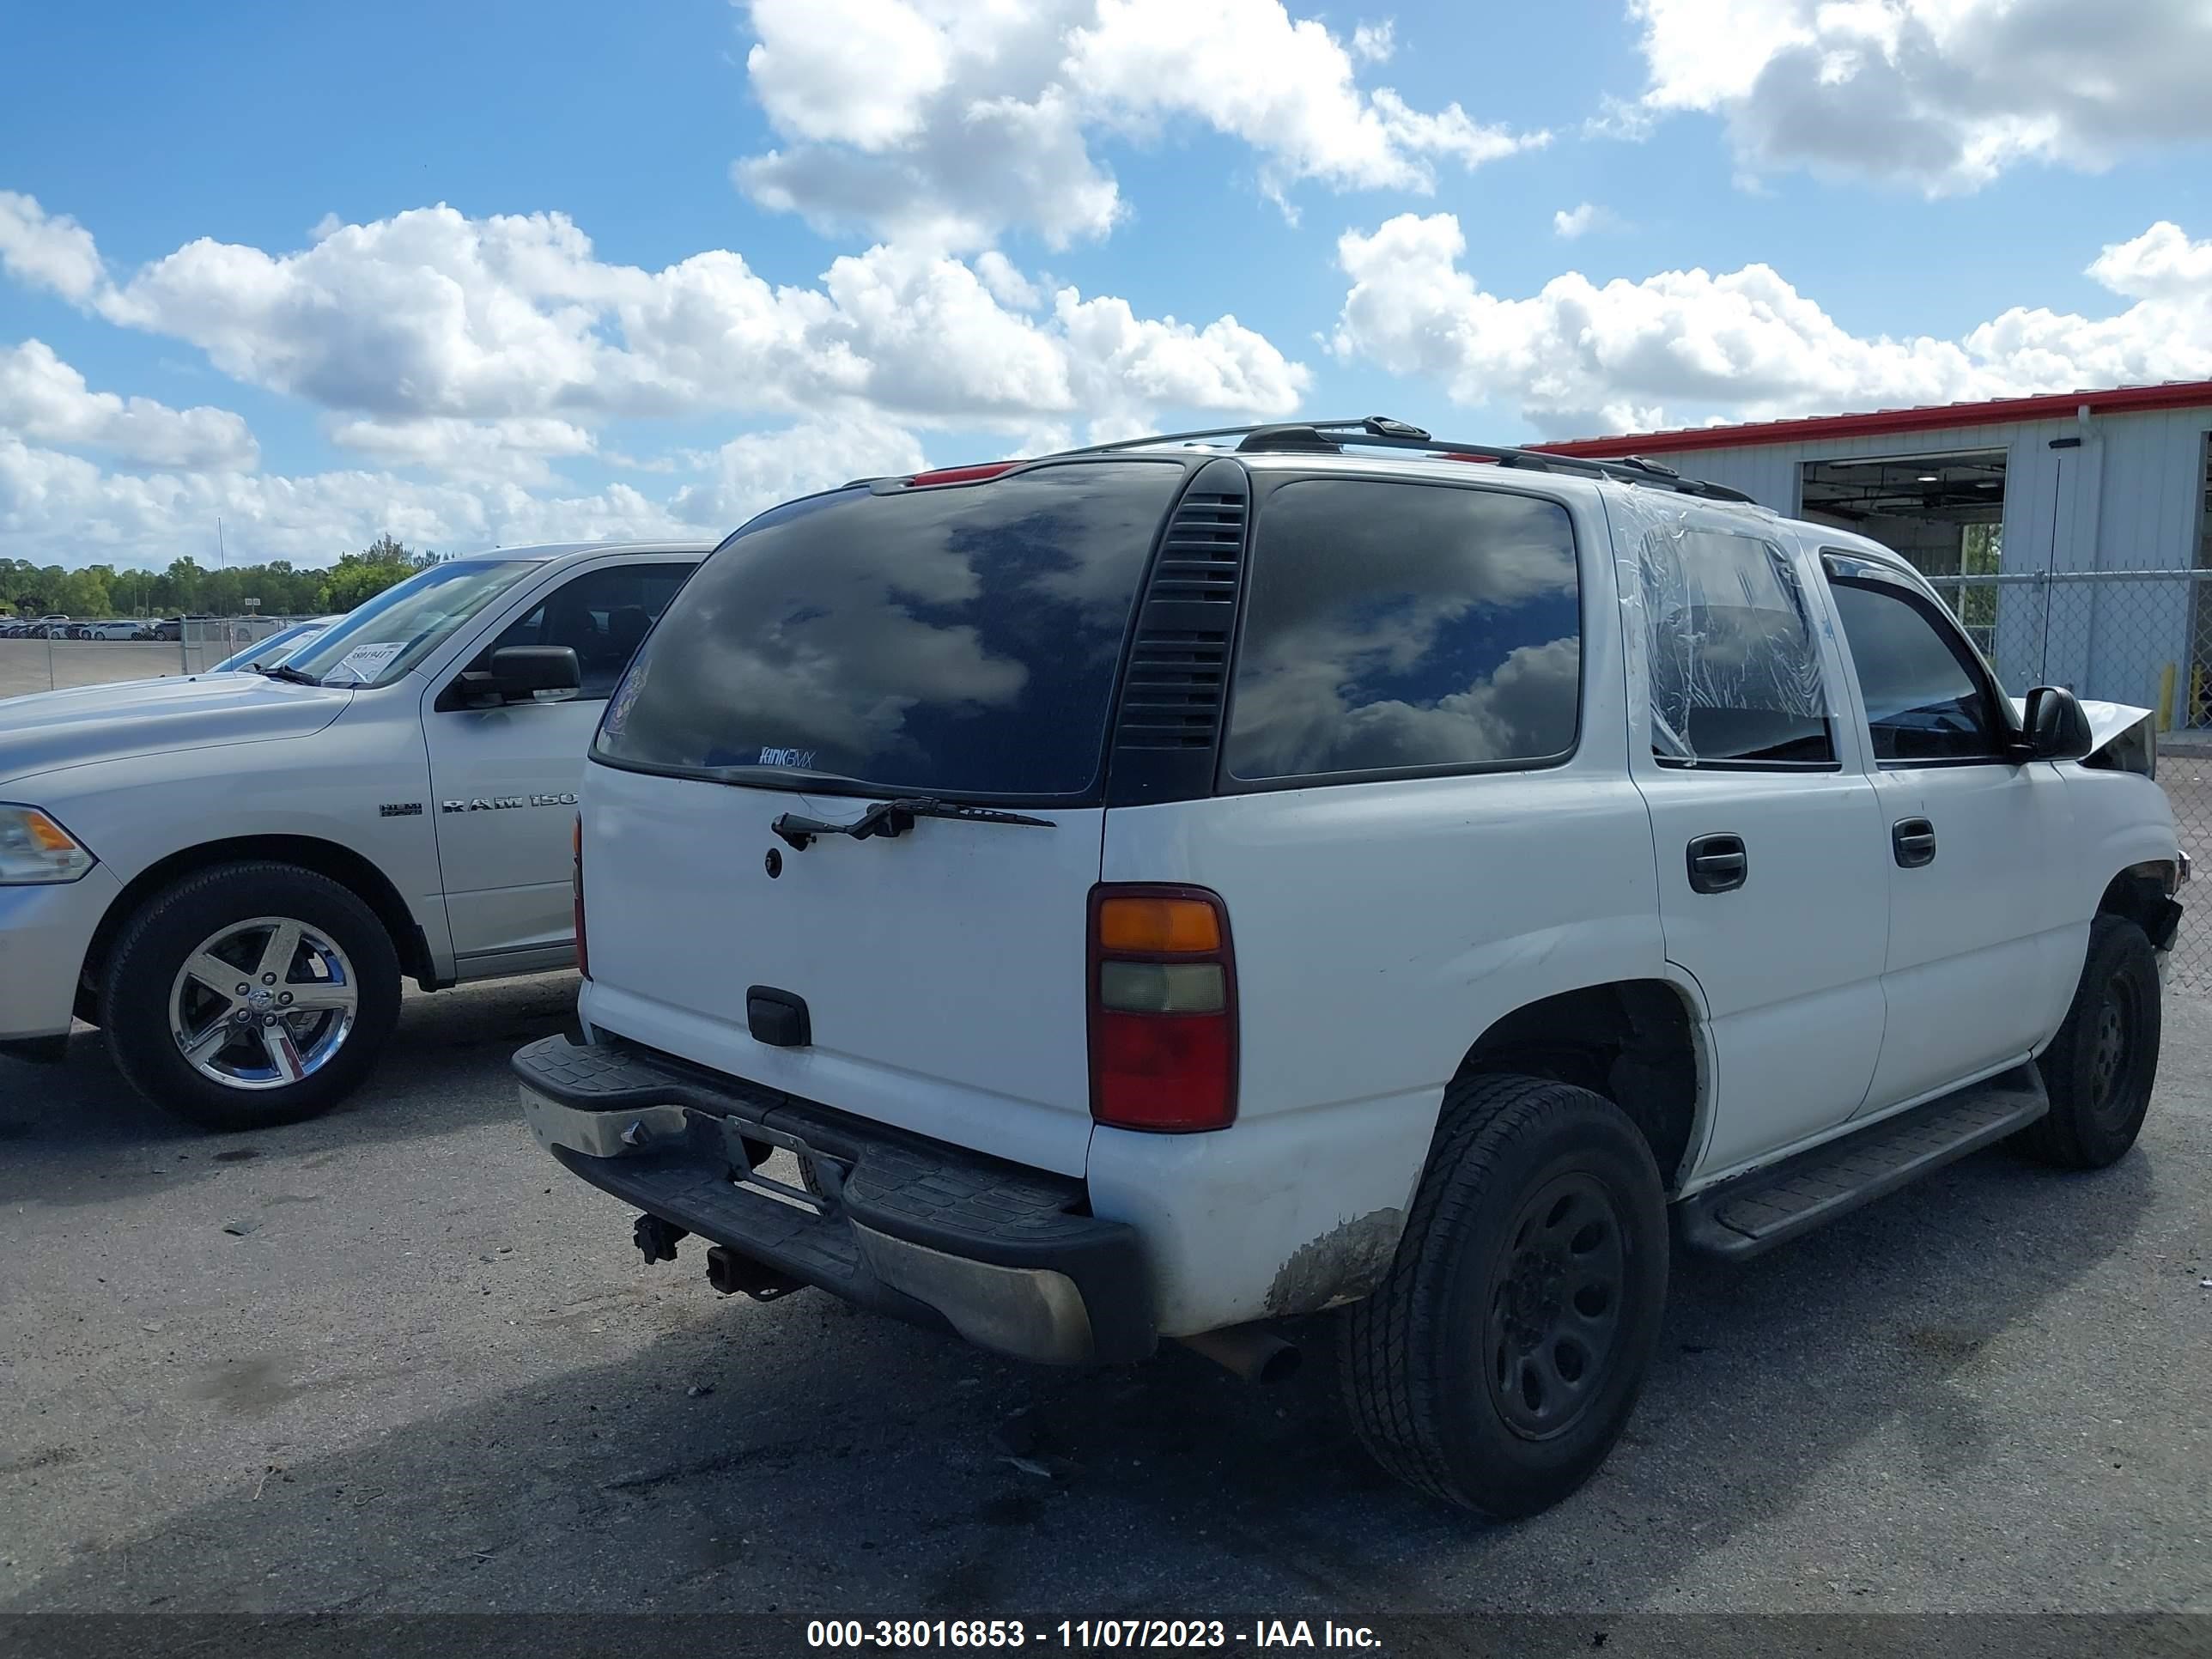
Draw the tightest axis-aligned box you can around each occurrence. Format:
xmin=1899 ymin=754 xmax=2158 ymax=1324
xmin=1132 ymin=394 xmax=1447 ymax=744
xmin=331 ymin=642 xmax=404 ymax=682
xmin=759 ymin=746 xmax=817 ymax=769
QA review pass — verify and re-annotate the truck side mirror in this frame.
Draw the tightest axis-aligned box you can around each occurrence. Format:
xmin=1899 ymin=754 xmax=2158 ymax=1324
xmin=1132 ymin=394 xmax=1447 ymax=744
xmin=2023 ymin=684 xmax=2093 ymax=761
xmin=490 ymin=645 xmax=581 ymax=703
xmin=454 ymin=645 xmax=582 ymax=708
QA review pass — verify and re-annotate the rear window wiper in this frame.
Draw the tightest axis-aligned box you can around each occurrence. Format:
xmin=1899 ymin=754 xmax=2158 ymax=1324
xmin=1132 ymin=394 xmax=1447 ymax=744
xmin=771 ymin=797 xmax=1055 ymax=850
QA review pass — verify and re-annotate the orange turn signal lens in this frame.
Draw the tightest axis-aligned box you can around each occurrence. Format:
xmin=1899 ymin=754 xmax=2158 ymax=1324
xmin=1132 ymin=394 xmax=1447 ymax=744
xmin=25 ymin=812 xmax=75 ymax=853
xmin=1096 ymin=896 xmax=1221 ymax=954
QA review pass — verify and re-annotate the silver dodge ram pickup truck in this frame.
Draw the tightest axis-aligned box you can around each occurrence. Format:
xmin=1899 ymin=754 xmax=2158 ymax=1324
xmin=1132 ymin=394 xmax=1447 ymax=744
xmin=1 ymin=539 xmax=704 ymax=1128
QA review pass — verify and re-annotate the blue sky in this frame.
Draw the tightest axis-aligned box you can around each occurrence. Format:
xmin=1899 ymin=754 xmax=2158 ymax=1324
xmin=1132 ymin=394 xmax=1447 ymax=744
xmin=3 ymin=0 xmax=2209 ymax=569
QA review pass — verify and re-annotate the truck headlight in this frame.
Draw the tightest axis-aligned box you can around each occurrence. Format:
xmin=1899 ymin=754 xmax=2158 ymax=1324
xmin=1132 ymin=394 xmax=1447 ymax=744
xmin=0 ymin=805 xmax=96 ymax=884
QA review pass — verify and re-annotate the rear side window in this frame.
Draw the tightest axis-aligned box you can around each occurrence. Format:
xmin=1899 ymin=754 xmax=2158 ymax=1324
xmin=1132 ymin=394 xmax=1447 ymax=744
xmin=1640 ymin=529 xmax=1834 ymax=766
xmin=1223 ymin=479 xmax=1581 ymax=782
xmin=596 ymin=462 xmax=1182 ymax=799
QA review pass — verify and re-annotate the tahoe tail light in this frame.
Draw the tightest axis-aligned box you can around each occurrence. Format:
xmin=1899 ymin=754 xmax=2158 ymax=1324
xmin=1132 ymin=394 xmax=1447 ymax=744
xmin=572 ymin=815 xmax=589 ymax=980
xmin=1088 ymin=884 xmax=1237 ymax=1132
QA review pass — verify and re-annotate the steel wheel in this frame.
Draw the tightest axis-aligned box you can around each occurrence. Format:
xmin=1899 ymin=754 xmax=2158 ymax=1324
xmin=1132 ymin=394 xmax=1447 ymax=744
xmin=2087 ymin=972 xmax=2141 ymax=1126
xmin=1484 ymin=1170 xmax=1629 ymax=1442
xmin=167 ymin=915 xmax=359 ymax=1091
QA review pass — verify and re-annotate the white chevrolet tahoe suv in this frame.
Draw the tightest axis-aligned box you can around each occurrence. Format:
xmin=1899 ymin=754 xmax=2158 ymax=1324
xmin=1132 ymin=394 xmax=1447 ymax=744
xmin=515 ymin=420 xmax=2183 ymax=1517
xmin=0 ymin=539 xmax=705 ymax=1129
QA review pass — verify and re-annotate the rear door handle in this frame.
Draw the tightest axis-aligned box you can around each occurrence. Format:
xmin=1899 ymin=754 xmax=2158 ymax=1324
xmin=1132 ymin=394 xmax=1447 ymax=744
xmin=1686 ymin=833 xmax=1747 ymax=895
xmin=1893 ymin=817 xmax=1936 ymax=868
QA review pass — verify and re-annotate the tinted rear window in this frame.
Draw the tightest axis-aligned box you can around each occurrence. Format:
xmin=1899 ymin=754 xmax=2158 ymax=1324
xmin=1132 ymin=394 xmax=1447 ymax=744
xmin=595 ymin=461 xmax=1182 ymax=798
xmin=1223 ymin=479 xmax=1581 ymax=781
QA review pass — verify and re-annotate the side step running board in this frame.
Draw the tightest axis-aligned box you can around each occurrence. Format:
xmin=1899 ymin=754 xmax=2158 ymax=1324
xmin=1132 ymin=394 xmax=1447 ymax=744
xmin=1679 ymin=1064 xmax=2049 ymax=1260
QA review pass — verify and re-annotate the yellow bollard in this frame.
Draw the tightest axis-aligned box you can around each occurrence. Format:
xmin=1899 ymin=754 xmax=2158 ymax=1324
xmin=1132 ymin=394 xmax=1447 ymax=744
xmin=2159 ymin=662 xmax=2177 ymax=732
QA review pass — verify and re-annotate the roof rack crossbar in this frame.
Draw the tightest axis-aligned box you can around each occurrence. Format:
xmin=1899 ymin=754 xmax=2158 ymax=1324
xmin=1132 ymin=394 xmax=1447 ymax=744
xmin=1047 ymin=417 xmax=1754 ymax=503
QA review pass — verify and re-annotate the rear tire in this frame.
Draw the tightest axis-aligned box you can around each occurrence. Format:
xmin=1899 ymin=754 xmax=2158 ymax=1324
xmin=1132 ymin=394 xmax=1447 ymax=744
xmin=1340 ymin=1073 xmax=1668 ymax=1518
xmin=2019 ymin=914 xmax=2160 ymax=1170
xmin=103 ymin=861 xmax=402 ymax=1132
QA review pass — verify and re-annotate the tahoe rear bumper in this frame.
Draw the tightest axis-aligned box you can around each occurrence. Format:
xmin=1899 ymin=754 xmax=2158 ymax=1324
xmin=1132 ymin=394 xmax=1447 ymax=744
xmin=514 ymin=1034 xmax=1155 ymax=1365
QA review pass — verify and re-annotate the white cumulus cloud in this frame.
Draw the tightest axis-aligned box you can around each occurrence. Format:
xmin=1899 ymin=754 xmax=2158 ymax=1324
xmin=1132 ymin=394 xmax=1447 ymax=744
xmin=1623 ymin=0 xmax=2212 ymax=193
xmin=672 ymin=412 xmax=929 ymax=526
xmin=1552 ymin=203 xmax=1622 ymax=239
xmin=0 ymin=191 xmax=105 ymax=301
xmin=744 ymin=0 xmax=954 ymax=150
xmin=2087 ymin=219 xmax=2212 ymax=301
xmin=732 ymin=0 xmax=1545 ymax=248
xmin=0 ymin=190 xmax=1318 ymax=568
xmin=0 ymin=430 xmax=702 ymax=569
xmin=1330 ymin=213 xmax=2212 ymax=436
xmin=1349 ymin=21 xmax=1395 ymax=62
xmin=9 ymin=198 xmax=1305 ymax=443
xmin=323 ymin=416 xmax=599 ymax=487
xmin=0 ymin=340 xmax=259 ymax=470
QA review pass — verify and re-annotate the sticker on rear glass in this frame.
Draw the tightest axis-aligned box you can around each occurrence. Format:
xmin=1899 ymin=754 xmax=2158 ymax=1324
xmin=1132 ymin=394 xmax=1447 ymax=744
xmin=331 ymin=641 xmax=404 ymax=682
xmin=603 ymin=663 xmax=644 ymax=739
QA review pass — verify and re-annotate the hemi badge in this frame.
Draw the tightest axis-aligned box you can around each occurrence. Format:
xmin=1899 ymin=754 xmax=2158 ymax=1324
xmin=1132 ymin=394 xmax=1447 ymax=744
xmin=379 ymin=803 xmax=423 ymax=817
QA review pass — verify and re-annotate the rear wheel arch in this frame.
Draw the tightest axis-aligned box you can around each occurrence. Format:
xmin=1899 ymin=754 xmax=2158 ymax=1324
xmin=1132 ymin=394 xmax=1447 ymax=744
xmin=1448 ymin=978 xmax=1706 ymax=1193
xmin=78 ymin=835 xmax=435 ymax=1022
xmin=1340 ymin=1071 xmax=1670 ymax=1515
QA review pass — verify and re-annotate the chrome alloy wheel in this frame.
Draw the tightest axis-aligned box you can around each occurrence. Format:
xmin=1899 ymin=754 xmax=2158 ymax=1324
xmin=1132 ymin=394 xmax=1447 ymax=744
xmin=167 ymin=916 xmax=359 ymax=1091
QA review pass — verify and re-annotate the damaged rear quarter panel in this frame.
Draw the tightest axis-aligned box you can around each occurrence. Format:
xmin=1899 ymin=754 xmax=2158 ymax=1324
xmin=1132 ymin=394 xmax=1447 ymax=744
xmin=1264 ymin=1206 xmax=1406 ymax=1316
xmin=1085 ymin=1091 xmax=1438 ymax=1338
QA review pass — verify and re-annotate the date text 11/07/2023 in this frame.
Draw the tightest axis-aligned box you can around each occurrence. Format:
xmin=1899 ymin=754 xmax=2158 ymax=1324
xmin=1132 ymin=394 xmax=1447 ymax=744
xmin=805 ymin=1620 xmax=1382 ymax=1650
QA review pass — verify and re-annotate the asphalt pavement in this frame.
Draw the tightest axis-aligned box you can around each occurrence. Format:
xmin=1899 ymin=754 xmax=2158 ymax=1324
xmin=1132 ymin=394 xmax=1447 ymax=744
xmin=3 ymin=974 xmax=2209 ymax=1624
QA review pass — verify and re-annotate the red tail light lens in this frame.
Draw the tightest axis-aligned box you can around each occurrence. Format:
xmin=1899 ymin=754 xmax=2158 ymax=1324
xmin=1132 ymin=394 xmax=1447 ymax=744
xmin=571 ymin=815 xmax=589 ymax=980
xmin=1088 ymin=884 xmax=1237 ymax=1132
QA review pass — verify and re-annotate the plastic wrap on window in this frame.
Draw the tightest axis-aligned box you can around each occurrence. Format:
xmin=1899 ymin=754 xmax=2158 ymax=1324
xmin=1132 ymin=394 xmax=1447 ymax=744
xmin=1607 ymin=487 xmax=1831 ymax=765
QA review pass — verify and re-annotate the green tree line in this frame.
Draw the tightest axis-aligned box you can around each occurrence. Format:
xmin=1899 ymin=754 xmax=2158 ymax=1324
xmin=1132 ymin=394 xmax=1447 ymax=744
xmin=4 ymin=536 xmax=447 ymax=620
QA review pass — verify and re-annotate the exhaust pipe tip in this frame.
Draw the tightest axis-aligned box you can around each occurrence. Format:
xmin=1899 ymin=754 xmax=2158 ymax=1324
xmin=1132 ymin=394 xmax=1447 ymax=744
xmin=1249 ymin=1341 xmax=1301 ymax=1386
xmin=1178 ymin=1324 xmax=1302 ymax=1385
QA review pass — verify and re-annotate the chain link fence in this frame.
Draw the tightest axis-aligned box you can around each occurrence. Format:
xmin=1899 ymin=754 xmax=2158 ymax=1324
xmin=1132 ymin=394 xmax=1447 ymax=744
xmin=1926 ymin=568 xmax=2212 ymax=994
xmin=179 ymin=615 xmax=299 ymax=673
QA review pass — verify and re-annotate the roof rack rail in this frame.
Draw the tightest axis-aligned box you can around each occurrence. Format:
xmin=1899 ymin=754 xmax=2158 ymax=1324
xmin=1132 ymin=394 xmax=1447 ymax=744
xmin=1054 ymin=416 xmax=1756 ymax=504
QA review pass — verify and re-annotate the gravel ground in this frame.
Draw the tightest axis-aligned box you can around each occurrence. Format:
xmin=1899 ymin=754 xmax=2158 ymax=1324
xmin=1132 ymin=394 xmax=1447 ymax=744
xmin=1 ymin=974 xmax=2208 ymax=1624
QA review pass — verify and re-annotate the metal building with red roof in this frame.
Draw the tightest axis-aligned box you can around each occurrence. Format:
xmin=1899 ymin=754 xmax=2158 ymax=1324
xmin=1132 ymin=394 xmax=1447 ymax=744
xmin=1534 ymin=381 xmax=2212 ymax=731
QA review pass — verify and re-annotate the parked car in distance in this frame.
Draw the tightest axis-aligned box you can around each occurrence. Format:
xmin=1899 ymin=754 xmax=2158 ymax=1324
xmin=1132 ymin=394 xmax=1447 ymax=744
xmin=0 ymin=540 xmax=708 ymax=1129
xmin=518 ymin=416 xmax=2184 ymax=1520
xmin=65 ymin=620 xmax=150 ymax=641
xmin=149 ymin=617 xmax=183 ymax=641
xmin=205 ymin=616 xmax=343 ymax=673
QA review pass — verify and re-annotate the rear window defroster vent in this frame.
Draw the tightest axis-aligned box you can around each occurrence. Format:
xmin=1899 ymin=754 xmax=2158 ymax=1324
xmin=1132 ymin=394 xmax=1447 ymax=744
xmin=1106 ymin=459 xmax=1250 ymax=803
